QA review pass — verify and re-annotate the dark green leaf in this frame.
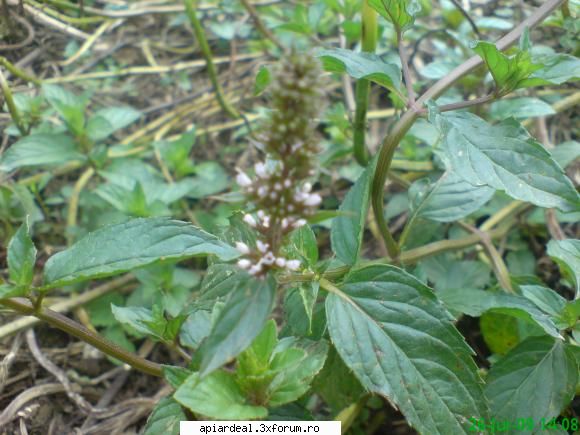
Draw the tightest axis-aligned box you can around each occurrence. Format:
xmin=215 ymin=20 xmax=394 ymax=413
xmin=7 ymin=220 xmax=37 ymax=286
xmin=199 ymin=274 xmax=275 ymax=376
xmin=331 ymin=162 xmax=373 ymax=265
xmin=143 ymin=397 xmax=185 ymax=435
xmin=289 ymin=224 xmax=318 ymax=266
xmin=174 ymin=371 xmax=267 ymax=420
xmin=485 ymin=337 xmax=578 ymax=434
xmin=318 ymin=49 xmax=401 ymax=91
xmin=420 ymin=256 xmax=491 ymax=291
xmin=43 ymin=218 xmax=239 ymax=288
xmin=547 ymin=239 xmax=580 ymax=298
xmin=440 ymin=113 xmax=580 ymax=212
xmin=0 ymin=134 xmax=85 ymax=172
xmin=409 ymin=171 xmax=495 ymax=222
xmin=326 ymin=265 xmax=488 ymax=434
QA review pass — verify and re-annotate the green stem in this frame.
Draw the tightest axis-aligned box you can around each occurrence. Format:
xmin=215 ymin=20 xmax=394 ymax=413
xmin=370 ymin=0 xmax=564 ymax=257
xmin=0 ymin=297 xmax=163 ymax=377
xmin=0 ymin=56 xmax=41 ymax=85
xmin=0 ymin=68 xmax=26 ymax=135
xmin=352 ymin=1 xmax=377 ymax=166
xmin=183 ymin=0 xmax=240 ymax=119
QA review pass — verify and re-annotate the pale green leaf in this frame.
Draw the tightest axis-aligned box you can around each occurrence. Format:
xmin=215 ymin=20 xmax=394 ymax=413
xmin=87 ymin=106 xmax=141 ymax=142
xmin=43 ymin=218 xmax=239 ymax=288
xmin=367 ymin=0 xmax=420 ymax=32
xmin=489 ymin=97 xmax=555 ymax=120
xmin=143 ymin=397 xmax=185 ymax=435
xmin=174 ymin=371 xmax=267 ymax=420
xmin=0 ymin=134 xmax=85 ymax=172
xmin=547 ymin=239 xmax=580 ymax=298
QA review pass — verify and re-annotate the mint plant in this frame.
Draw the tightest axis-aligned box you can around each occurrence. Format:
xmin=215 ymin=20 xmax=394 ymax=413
xmin=0 ymin=1 xmax=579 ymax=434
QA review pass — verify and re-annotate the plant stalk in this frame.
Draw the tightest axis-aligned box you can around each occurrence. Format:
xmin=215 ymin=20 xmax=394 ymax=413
xmin=0 ymin=297 xmax=163 ymax=377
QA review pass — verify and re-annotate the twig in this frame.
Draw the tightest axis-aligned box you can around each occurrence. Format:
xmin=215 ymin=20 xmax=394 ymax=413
xmin=448 ymin=0 xmax=482 ymax=37
xmin=0 ymin=332 xmax=22 ymax=394
xmin=0 ymin=56 xmax=40 ymax=85
xmin=397 ymin=31 xmax=415 ymax=106
xmin=66 ymin=167 xmax=95 ymax=244
xmin=0 ymin=12 xmax=35 ymax=51
xmin=0 ymin=297 xmax=163 ymax=377
xmin=0 ymin=274 xmax=134 ymax=339
xmin=59 ymin=20 xmax=117 ymax=66
xmin=25 ymin=329 xmax=98 ymax=414
xmin=240 ymin=0 xmax=283 ymax=50
xmin=0 ymin=383 xmax=66 ymax=427
xmin=183 ymin=0 xmax=240 ymax=119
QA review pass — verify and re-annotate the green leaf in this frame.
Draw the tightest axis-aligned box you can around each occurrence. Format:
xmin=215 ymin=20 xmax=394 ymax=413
xmin=551 ymin=141 xmax=580 ymax=169
xmin=420 ymin=256 xmax=490 ymax=291
xmin=0 ymin=284 xmax=27 ymax=298
xmin=111 ymin=305 xmax=185 ymax=342
xmin=42 ymin=84 xmax=87 ymax=135
xmin=199 ymin=275 xmax=275 ymax=377
xmin=86 ymin=106 xmax=141 ymax=142
xmin=547 ymin=239 xmax=580 ymax=298
xmin=0 ymin=133 xmax=85 ymax=172
xmin=331 ymin=162 xmax=373 ymax=265
xmin=254 ymin=65 xmax=271 ymax=96
xmin=289 ymin=224 xmax=318 ymax=266
xmin=436 ymin=288 xmax=561 ymax=338
xmin=43 ymin=218 xmax=239 ymax=288
xmin=267 ymin=339 xmax=328 ymax=407
xmin=519 ymin=285 xmax=567 ymax=317
xmin=489 ymin=97 xmax=555 ymax=120
xmin=326 ymin=265 xmax=488 ymax=434
xmin=440 ymin=113 xmax=580 ymax=212
xmin=174 ymin=371 xmax=267 ymax=420
xmin=179 ymin=308 xmax=212 ymax=350
xmin=299 ymin=281 xmax=319 ymax=332
xmin=530 ymin=53 xmax=580 ymax=85
xmin=409 ymin=171 xmax=495 ymax=222
xmin=367 ymin=0 xmax=420 ymax=32
xmin=7 ymin=219 xmax=37 ymax=287
xmin=237 ymin=319 xmax=278 ymax=376
xmin=485 ymin=337 xmax=578 ymax=433
xmin=318 ymin=48 xmax=401 ymax=91
xmin=199 ymin=263 xmax=248 ymax=302
xmin=143 ymin=397 xmax=185 ymax=435
xmin=471 ymin=41 xmax=544 ymax=95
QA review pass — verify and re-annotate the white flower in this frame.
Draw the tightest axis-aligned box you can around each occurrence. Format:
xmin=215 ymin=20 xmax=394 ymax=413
xmin=283 ymin=179 xmax=292 ymax=188
xmin=257 ymin=210 xmax=265 ymax=219
xmin=257 ymin=186 xmax=268 ymax=197
xmin=235 ymin=171 xmax=252 ymax=187
xmin=235 ymin=242 xmax=250 ymax=255
xmin=293 ymin=219 xmax=307 ymax=228
xmin=286 ymin=259 xmax=301 ymax=271
xmin=302 ymin=182 xmax=312 ymax=193
xmin=304 ymin=193 xmax=322 ymax=206
xmin=262 ymin=252 xmax=276 ymax=265
xmin=274 ymin=182 xmax=282 ymax=191
xmin=256 ymin=240 xmax=268 ymax=253
xmin=237 ymin=259 xmax=251 ymax=269
xmin=254 ymin=162 xmax=268 ymax=178
xmin=249 ymin=264 xmax=262 ymax=275
xmin=269 ymin=191 xmax=278 ymax=200
xmin=262 ymin=215 xmax=271 ymax=228
xmin=281 ymin=218 xmax=289 ymax=229
xmin=275 ymin=257 xmax=286 ymax=267
xmin=243 ymin=214 xmax=257 ymax=227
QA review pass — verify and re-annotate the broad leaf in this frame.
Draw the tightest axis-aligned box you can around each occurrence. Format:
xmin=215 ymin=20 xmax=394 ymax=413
xmin=471 ymin=41 xmax=544 ymax=95
xmin=367 ymin=0 xmax=420 ymax=32
xmin=254 ymin=65 xmax=271 ymax=96
xmin=420 ymin=256 xmax=490 ymax=291
xmin=111 ymin=305 xmax=185 ymax=342
xmin=289 ymin=224 xmax=318 ymax=266
xmin=86 ymin=106 xmax=141 ymax=142
xmin=326 ymin=265 xmax=488 ymax=434
xmin=331 ymin=162 xmax=373 ymax=265
xmin=440 ymin=113 xmax=580 ymax=212
xmin=530 ymin=53 xmax=580 ymax=85
xmin=174 ymin=371 xmax=267 ymax=420
xmin=199 ymin=274 xmax=275 ymax=376
xmin=318 ymin=49 xmax=401 ymax=91
xmin=436 ymin=288 xmax=561 ymax=338
xmin=485 ymin=337 xmax=578 ymax=434
xmin=42 ymin=84 xmax=87 ymax=135
xmin=43 ymin=218 xmax=239 ymax=288
xmin=143 ymin=397 xmax=185 ymax=435
xmin=7 ymin=220 xmax=37 ymax=287
xmin=0 ymin=133 xmax=85 ymax=172
xmin=547 ymin=239 xmax=580 ymax=298
xmin=409 ymin=171 xmax=495 ymax=222
xmin=489 ymin=97 xmax=555 ymax=120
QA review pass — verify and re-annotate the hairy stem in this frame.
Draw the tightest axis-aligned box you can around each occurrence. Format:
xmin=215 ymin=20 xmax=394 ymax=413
xmin=370 ymin=0 xmax=564 ymax=254
xmin=0 ymin=297 xmax=163 ymax=377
